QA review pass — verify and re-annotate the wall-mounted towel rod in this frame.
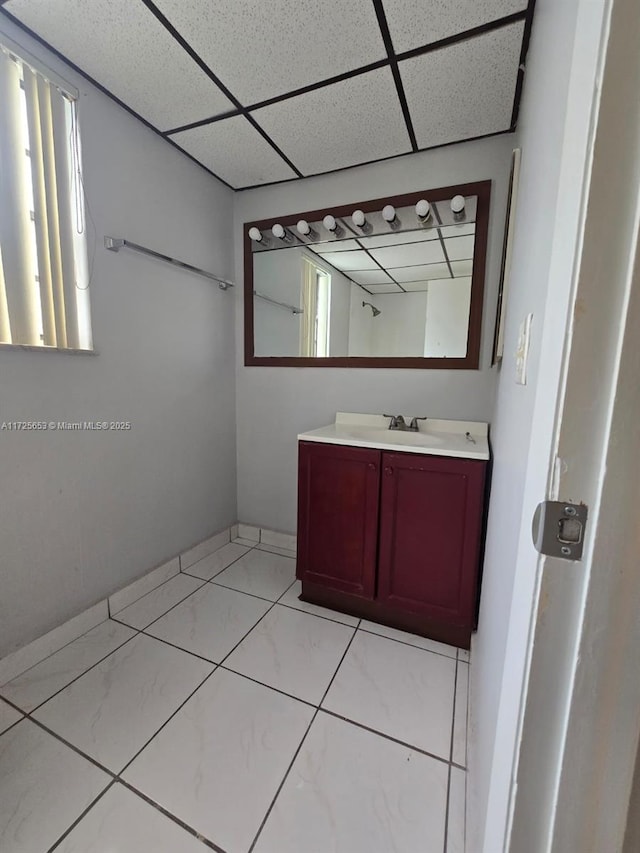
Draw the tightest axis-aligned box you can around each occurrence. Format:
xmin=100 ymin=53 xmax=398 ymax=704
xmin=254 ymin=290 xmax=304 ymax=315
xmin=104 ymin=237 xmax=234 ymax=290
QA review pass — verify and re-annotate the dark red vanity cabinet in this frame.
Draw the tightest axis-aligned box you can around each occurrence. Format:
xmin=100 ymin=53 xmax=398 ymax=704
xmin=296 ymin=441 xmax=487 ymax=648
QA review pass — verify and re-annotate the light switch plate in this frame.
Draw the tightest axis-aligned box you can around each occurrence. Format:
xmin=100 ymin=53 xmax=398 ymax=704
xmin=515 ymin=313 xmax=533 ymax=385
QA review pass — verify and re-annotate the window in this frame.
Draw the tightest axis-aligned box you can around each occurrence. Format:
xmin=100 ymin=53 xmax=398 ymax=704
xmin=0 ymin=41 xmax=92 ymax=350
xmin=300 ymin=256 xmax=331 ymax=357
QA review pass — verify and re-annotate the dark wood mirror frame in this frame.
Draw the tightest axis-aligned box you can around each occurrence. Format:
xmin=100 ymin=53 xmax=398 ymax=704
xmin=244 ymin=180 xmax=491 ymax=369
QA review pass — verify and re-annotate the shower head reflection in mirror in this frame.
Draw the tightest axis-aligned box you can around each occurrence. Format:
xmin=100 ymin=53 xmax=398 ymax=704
xmin=244 ymin=181 xmax=491 ymax=369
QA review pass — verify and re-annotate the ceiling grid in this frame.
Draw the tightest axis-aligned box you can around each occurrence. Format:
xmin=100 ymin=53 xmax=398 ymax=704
xmin=1 ymin=0 xmax=537 ymax=190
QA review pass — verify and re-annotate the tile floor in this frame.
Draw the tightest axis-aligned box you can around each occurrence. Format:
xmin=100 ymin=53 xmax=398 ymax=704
xmin=0 ymin=537 xmax=469 ymax=853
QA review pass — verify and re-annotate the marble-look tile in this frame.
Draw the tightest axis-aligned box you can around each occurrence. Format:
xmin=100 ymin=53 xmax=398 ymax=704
xmin=256 ymin=542 xmax=297 ymax=559
xmin=213 ymin=548 xmax=296 ymax=601
xmin=183 ymin=542 xmax=250 ymax=581
xmin=226 ymin=605 xmax=354 ymax=704
xmin=458 ymin=647 xmax=471 ymax=662
xmin=115 ymin=574 xmax=204 ymax=629
xmin=0 ymin=699 xmax=22 ymax=735
xmin=1 ymin=620 xmax=136 ymax=712
xmin=452 ymin=662 xmax=469 ymax=767
xmin=34 ymin=634 xmax=213 ymax=772
xmin=254 ymin=712 xmax=448 ymax=853
xmin=448 ymin=766 xmax=467 ymax=853
xmin=237 ymin=522 xmax=260 ymax=541
xmin=147 ymin=583 xmax=270 ymax=662
xmin=0 ymin=719 xmax=109 ymax=853
xmin=124 ymin=668 xmax=314 ymax=853
xmin=56 ymin=783 xmax=210 ymax=853
xmin=180 ymin=529 xmax=230 ymax=570
xmin=232 ymin=536 xmax=258 ymax=547
xmin=109 ymin=557 xmax=179 ymax=615
xmin=260 ymin=528 xmax=297 ymax=552
xmin=278 ymin=581 xmax=359 ymax=626
xmin=359 ymin=620 xmax=458 ymax=659
xmin=323 ymin=631 xmax=456 ymax=758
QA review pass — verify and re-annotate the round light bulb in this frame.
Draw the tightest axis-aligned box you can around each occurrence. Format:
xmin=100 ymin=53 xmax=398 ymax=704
xmin=249 ymin=227 xmax=263 ymax=242
xmin=451 ymin=195 xmax=465 ymax=214
xmin=415 ymin=200 xmax=431 ymax=220
xmin=272 ymin=223 xmax=286 ymax=240
xmin=323 ymin=214 xmax=337 ymax=232
xmin=297 ymin=219 xmax=311 ymax=236
xmin=382 ymin=204 xmax=396 ymax=223
xmin=352 ymin=209 xmax=366 ymax=228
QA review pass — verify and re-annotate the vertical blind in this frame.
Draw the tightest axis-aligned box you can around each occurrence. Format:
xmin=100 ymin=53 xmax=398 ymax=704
xmin=0 ymin=44 xmax=91 ymax=349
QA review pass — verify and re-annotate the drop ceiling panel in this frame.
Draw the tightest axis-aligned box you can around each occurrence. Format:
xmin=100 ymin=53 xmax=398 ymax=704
xmin=348 ymin=270 xmax=395 ymax=286
xmin=171 ymin=116 xmax=297 ymax=188
xmin=359 ymin=230 xmax=440 ymax=249
xmin=382 ymin=0 xmax=528 ymax=53
xmin=314 ymin=240 xmax=362 ymax=253
xmin=443 ymin=235 xmax=476 ymax=261
xmin=369 ymin=240 xmax=445 ymax=268
xmin=440 ymin=223 xmax=476 ymax=239
xmin=252 ymin=68 xmax=411 ymax=176
xmin=451 ymin=259 xmax=474 ymax=277
xmin=153 ymin=0 xmax=386 ymax=105
xmin=317 ymin=251 xmax=379 ymax=271
xmin=391 ymin=263 xmax=452 ymax=282
xmin=362 ymin=283 xmax=404 ymax=294
xmin=400 ymin=22 xmax=524 ymax=149
xmin=5 ymin=0 xmax=235 ymax=130
xmin=401 ymin=280 xmax=431 ymax=292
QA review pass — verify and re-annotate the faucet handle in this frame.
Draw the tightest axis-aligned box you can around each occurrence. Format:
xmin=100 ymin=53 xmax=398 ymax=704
xmin=383 ymin=414 xmax=403 ymax=430
xmin=409 ymin=416 xmax=427 ymax=431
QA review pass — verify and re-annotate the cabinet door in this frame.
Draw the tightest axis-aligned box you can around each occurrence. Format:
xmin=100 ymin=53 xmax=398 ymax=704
xmin=297 ymin=441 xmax=380 ymax=598
xmin=378 ymin=452 xmax=486 ymax=624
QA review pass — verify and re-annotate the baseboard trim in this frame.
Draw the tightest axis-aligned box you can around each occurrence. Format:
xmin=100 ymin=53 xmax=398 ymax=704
xmin=234 ymin=523 xmax=297 ymax=553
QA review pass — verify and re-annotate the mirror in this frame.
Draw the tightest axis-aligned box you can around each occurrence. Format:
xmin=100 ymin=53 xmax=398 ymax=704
xmin=244 ymin=181 xmax=490 ymax=368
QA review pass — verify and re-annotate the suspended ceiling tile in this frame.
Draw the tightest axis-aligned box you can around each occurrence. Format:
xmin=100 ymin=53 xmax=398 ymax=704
xmin=401 ymin=22 xmax=525 ymax=149
xmin=252 ymin=68 xmax=411 ymax=176
xmin=362 ymin=283 xmax=404 ymax=294
xmin=451 ymin=259 xmax=474 ymax=277
xmin=440 ymin=223 xmax=476 ymax=238
xmin=349 ymin=270 xmax=394 ymax=286
xmin=401 ymin=280 xmax=431 ymax=292
xmin=314 ymin=240 xmax=362 ymax=253
xmin=170 ymin=116 xmax=297 ymax=188
xmin=4 ymin=0 xmax=235 ymax=130
xmin=359 ymin=230 xmax=440 ymax=249
xmin=369 ymin=240 xmax=445 ymax=269
xmin=382 ymin=0 xmax=528 ymax=54
xmin=444 ymin=234 xmax=475 ymax=261
xmin=153 ymin=0 xmax=386 ymax=105
xmin=391 ymin=263 xmax=451 ymax=282
xmin=318 ymin=250 xmax=379 ymax=271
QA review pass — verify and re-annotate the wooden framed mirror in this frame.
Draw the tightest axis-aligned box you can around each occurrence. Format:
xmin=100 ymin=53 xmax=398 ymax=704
xmin=244 ymin=180 xmax=490 ymax=369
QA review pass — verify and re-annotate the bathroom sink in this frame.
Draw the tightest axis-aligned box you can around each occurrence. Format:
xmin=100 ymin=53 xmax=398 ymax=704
xmin=343 ymin=428 xmax=444 ymax=447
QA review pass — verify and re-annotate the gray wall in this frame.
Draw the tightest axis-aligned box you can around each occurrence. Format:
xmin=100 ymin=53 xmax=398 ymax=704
xmin=0 ymin=19 xmax=237 ymax=657
xmin=234 ymin=135 xmax=514 ymax=533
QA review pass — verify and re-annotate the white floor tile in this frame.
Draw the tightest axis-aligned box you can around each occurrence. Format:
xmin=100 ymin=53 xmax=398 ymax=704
xmin=183 ymin=541 xmax=251 ymax=580
xmin=452 ymin=662 xmax=469 ymax=766
xmin=226 ymin=605 xmax=355 ymax=704
xmin=33 ymin=634 xmax=213 ymax=772
xmin=359 ymin=619 xmax=458 ymax=659
xmin=254 ymin=712 xmax=448 ymax=853
xmin=0 ymin=699 xmax=22 ymax=735
xmin=213 ymin=548 xmax=296 ymax=601
xmin=1 ymin=620 xmax=136 ymax=713
xmin=0 ymin=719 xmax=109 ymax=853
xmin=56 ymin=783 xmax=210 ymax=852
xmin=447 ymin=766 xmax=467 ymax=853
xmin=256 ymin=542 xmax=297 ymax=558
xmin=124 ymin=668 xmax=314 ymax=853
xmin=323 ymin=630 xmax=456 ymax=758
xmin=147 ymin=583 xmax=271 ymax=662
xmin=279 ymin=580 xmax=359 ymax=626
xmin=115 ymin=574 xmax=204 ymax=629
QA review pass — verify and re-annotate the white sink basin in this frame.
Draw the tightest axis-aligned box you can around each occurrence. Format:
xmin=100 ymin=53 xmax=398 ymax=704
xmin=343 ymin=428 xmax=444 ymax=447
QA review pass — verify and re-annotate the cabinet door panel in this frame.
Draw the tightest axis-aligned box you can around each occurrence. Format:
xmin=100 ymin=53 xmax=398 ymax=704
xmin=297 ymin=442 xmax=380 ymax=598
xmin=378 ymin=452 xmax=486 ymax=623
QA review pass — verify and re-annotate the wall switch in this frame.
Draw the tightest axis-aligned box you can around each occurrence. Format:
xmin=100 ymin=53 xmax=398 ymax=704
xmin=515 ymin=313 xmax=533 ymax=385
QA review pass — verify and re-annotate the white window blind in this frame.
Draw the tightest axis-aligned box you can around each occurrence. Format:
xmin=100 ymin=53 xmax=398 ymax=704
xmin=0 ymin=43 xmax=91 ymax=350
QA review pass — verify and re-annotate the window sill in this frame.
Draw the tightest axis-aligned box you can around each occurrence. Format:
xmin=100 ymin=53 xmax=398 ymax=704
xmin=0 ymin=343 xmax=97 ymax=356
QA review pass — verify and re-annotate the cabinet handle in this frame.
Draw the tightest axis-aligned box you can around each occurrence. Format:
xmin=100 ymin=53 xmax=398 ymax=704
xmin=384 ymin=466 xmax=394 ymax=476
xmin=368 ymin=463 xmax=376 ymax=471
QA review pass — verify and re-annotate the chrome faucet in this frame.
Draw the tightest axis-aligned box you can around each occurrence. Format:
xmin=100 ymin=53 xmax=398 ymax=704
xmin=384 ymin=415 xmax=427 ymax=432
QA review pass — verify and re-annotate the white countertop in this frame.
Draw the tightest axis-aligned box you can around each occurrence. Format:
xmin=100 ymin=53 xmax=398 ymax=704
xmin=298 ymin=412 xmax=490 ymax=461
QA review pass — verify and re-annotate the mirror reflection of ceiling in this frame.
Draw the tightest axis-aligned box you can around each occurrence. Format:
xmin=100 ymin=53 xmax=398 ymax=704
xmin=252 ymin=197 xmax=477 ymax=295
xmin=2 ymin=0 xmax=535 ymax=189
